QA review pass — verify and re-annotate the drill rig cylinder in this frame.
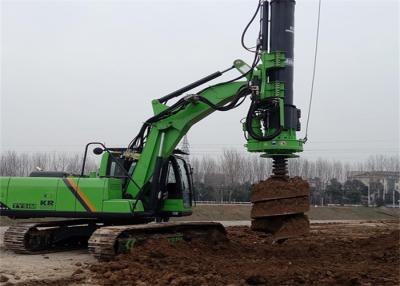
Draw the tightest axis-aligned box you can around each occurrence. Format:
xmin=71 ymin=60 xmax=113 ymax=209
xmin=260 ymin=1 xmax=269 ymax=51
xmin=269 ymin=0 xmax=295 ymax=106
xmin=245 ymin=0 xmax=301 ymax=152
xmin=269 ymin=0 xmax=299 ymax=180
xmin=245 ymin=0 xmax=302 ymax=178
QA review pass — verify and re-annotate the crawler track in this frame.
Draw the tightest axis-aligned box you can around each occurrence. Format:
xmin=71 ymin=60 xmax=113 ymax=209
xmin=4 ymin=219 xmax=101 ymax=254
xmin=4 ymin=223 xmax=40 ymax=254
xmin=88 ymin=221 xmax=227 ymax=261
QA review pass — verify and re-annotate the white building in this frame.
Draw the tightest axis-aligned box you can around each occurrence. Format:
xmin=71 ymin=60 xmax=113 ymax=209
xmin=349 ymin=171 xmax=400 ymax=206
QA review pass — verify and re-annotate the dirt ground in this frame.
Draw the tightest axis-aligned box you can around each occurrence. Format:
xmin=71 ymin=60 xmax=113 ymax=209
xmin=0 ymin=220 xmax=398 ymax=286
xmin=0 ymin=227 xmax=96 ymax=285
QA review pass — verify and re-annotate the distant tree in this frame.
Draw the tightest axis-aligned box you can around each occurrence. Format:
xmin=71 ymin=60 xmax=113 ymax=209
xmin=193 ymin=183 xmax=217 ymax=201
xmin=326 ymin=178 xmax=343 ymax=204
xmin=384 ymin=193 xmax=393 ymax=205
xmin=0 ymin=151 xmax=98 ymax=176
xmin=229 ymin=182 xmax=251 ymax=202
xmin=343 ymin=179 xmax=367 ymax=204
xmin=220 ymin=149 xmax=243 ymax=202
xmin=375 ymin=197 xmax=385 ymax=207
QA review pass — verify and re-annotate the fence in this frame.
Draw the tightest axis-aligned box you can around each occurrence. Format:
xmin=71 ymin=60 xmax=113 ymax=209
xmin=194 ymin=201 xmax=251 ymax=205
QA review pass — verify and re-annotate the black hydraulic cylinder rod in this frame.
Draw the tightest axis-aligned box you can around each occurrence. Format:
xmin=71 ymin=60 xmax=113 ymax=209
xmin=260 ymin=0 xmax=269 ymax=51
xmin=269 ymin=0 xmax=295 ymax=105
xmin=158 ymin=71 xmax=223 ymax=103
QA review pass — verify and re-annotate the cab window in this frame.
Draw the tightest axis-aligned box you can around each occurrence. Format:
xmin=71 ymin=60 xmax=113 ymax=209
xmin=165 ymin=161 xmax=179 ymax=198
xmin=176 ymin=158 xmax=192 ymax=208
xmin=107 ymin=157 xmax=136 ymax=179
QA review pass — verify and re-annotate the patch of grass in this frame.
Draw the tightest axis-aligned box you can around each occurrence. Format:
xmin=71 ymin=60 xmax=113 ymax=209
xmin=177 ymin=205 xmax=400 ymax=221
xmin=307 ymin=206 xmax=400 ymax=220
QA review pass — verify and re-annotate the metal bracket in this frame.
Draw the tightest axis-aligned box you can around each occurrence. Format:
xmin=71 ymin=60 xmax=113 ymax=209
xmin=261 ymin=51 xmax=286 ymax=70
xmin=261 ymin=81 xmax=285 ymax=100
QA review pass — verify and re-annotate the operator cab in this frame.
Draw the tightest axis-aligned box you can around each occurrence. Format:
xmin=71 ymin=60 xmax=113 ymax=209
xmin=163 ymin=155 xmax=193 ymax=209
xmin=96 ymin=148 xmax=193 ymax=209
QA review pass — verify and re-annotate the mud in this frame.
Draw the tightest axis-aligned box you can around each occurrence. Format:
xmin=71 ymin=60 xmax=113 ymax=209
xmin=250 ymin=177 xmax=310 ymax=236
xmin=251 ymin=196 xmax=310 ymax=218
xmin=85 ymin=221 xmax=399 ymax=286
xmin=251 ymin=176 xmax=310 ymax=202
xmin=251 ymin=214 xmax=309 ymax=239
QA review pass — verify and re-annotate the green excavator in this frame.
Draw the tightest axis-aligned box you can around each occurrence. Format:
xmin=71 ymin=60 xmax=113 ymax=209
xmin=0 ymin=0 xmax=308 ymax=260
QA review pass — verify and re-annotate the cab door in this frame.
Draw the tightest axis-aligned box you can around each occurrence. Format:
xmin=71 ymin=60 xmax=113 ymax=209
xmin=160 ymin=156 xmax=193 ymax=212
xmin=174 ymin=157 xmax=193 ymax=208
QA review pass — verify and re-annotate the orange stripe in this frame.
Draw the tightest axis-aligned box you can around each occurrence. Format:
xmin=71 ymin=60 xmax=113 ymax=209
xmin=66 ymin=178 xmax=97 ymax=212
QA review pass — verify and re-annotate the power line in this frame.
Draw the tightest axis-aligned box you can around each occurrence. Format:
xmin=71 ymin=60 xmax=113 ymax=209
xmin=189 ymin=149 xmax=399 ymax=154
xmin=189 ymin=139 xmax=395 ymax=146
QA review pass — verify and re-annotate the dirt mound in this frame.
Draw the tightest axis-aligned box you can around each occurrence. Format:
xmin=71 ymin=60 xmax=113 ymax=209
xmin=88 ymin=223 xmax=400 ymax=286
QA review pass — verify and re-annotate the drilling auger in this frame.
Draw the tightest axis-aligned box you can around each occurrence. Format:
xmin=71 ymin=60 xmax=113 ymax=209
xmin=243 ymin=0 xmax=310 ymax=240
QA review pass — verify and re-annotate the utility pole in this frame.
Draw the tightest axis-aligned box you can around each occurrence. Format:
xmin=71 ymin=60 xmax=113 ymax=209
xmin=181 ymin=135 xmax=190 ymax=164
xmin=367 ymin=185 xmax=370 ymax=207
xmin=393 ymin=190 xmax=396 ymax=208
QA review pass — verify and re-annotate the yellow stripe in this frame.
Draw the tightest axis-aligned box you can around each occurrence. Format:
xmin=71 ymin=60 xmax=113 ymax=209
xmin=66 ymin=178 xmax=97 ymax=212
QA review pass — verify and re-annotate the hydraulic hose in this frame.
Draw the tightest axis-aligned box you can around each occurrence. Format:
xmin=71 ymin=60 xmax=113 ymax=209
xmin=197 ymin=86 xmax=250 ymax=111
xmin=245 ymin=101 xmax=282 ymax=141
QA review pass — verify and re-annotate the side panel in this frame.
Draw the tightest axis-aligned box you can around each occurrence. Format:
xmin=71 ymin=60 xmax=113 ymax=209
xmin=75 ymin=178 xmax=106 ymax=213
xmin=57 ymin=177 xmax=120 ymax=213
xmin=56 ymin=178 xmax=77 ymax=212
xmin=0 ymin=176 xmax=145 ymax=218
xmin=103 ymin=179 xmax=122 ymax=202
xmin=0 ymin=177 xmax=11 ymax=209
xmin=103 ymin=199 xmax=144 ymax=213
xmin=101 ymin=179 xmax=142 ymax=213
xmin=6 ymin=177 xmax=58 ymax=211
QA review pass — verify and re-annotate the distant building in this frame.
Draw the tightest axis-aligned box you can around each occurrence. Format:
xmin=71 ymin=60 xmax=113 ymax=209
xmin=348 ymin=171 xmax=400 ymax=206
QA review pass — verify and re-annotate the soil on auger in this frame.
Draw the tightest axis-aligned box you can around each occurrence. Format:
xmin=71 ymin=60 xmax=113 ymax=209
xmin=251 ymin=176 xmax=310 ymax=202
xmin=250 ymin=176 xmax=310 ymax=239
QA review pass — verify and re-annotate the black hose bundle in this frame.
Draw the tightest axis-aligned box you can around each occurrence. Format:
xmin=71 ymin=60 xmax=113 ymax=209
xmin=197 ymin=86 xmax=250 ymax=112
xmin=128 ymin=98 xmax=188 ymax=150
xmin=245 ymin=99 xmax=282 ymax=141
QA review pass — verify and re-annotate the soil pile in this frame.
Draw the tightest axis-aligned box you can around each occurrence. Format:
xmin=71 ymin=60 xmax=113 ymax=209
xmin=250 ymin=177 xmax=310 ymax=239
xmin=88 ymin=222 xmax=399 ymax=286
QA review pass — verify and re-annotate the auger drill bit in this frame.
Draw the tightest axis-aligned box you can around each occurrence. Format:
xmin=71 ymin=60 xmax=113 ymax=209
xmin=271 ymin=157 xmax=289 ymax=180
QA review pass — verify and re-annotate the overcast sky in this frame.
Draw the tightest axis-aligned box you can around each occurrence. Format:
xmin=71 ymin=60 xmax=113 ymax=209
xmin=1 ymin=0 xmax=399 ymax=162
